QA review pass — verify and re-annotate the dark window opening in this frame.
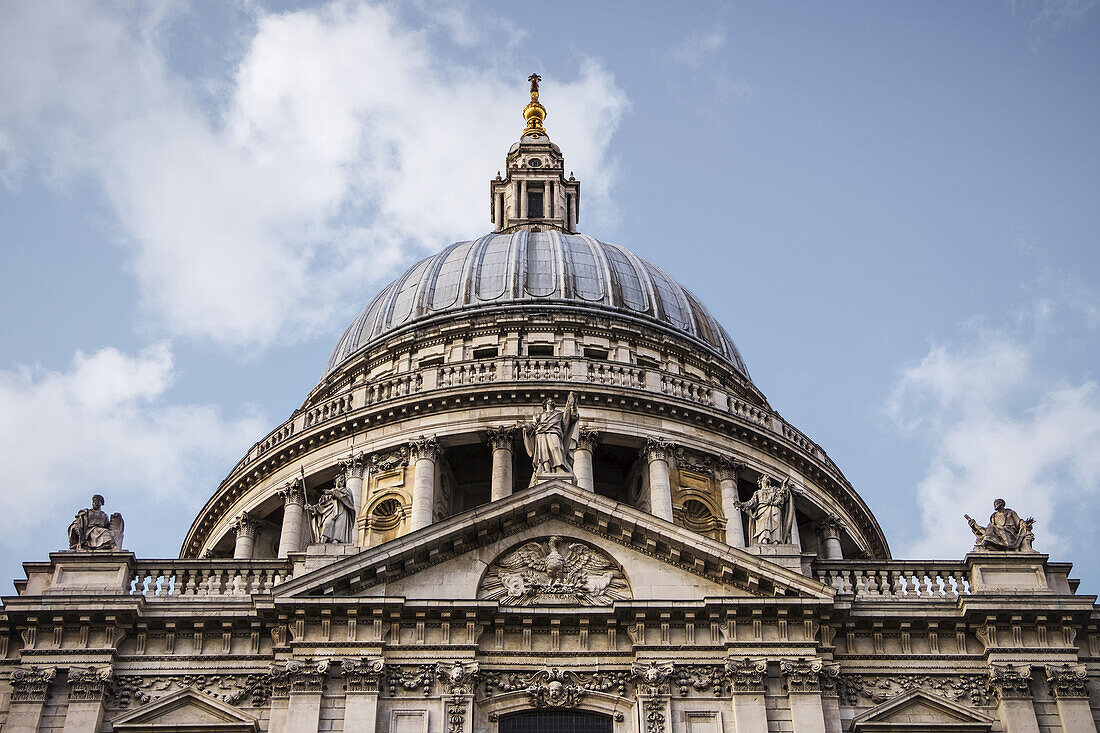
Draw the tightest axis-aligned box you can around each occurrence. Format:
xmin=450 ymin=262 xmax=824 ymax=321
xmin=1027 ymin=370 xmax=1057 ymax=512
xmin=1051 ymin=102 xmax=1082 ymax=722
xmin=418 ymin=356 xmax=444 ymax=368
xmin=472 ymin=346 xmax=499 ymax=359
xmin=499 ymin=711 xmax=612 ymax=733
xmin=583 ymin=347 xmax=609 ymax=360
xmin=593 ymin=443 xmax=638 ymax=503
xmin=442 ymin=443 xmax=492 ymax=513
xmin=527 ymin=186 xmax=544 ymax=219
xmin=527 ymin=343 xmax=555 ymax=357
xmin=636 ymin=355 xmax=661 ymax=369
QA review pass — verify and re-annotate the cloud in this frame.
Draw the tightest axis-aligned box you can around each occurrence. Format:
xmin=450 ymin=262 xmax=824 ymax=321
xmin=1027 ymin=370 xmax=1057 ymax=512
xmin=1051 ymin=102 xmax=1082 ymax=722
xmin=0 ymin=1 xmax=629 ymax=351
xmin=0 ymin=343 xmax=266 ymax=557
xmin=887 ymin=318 xmax=1100 ymax=560
xmin=666 ymin=29 xmax=726 ymax=67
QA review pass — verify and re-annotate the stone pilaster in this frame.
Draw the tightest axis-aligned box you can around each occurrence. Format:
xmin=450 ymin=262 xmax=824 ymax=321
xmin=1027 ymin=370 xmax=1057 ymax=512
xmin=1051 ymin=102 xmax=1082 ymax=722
xmin=643 ymin=437 xmax=675 ymax=521
xmin=725 ymin=659 xmax=768 ymax=732
xmin=277 ymin=478 xmax=307 ymax=558
xmin=285 ymin=659 xmax=329 ymax=733
xmin=486 ymin=426 xmax=515 ymax=501
xmin=231 ymin=511 xmax=258 ymax=560
xmin=780 ymin=659 xmax=830 ymax=733
xmin=63 ymin=667 xmax=113 ymax=733
xmin=342 ymin=658 xmax=385 ymax=733
xmin=7 ymin=667 xmax=56 ymax=733
xmin=409 ymin=436 xmax=440 ymax=531
xmin=989 ymin=664 xmax=1040 ymax=733
xmin=573 ymin=427 xmax=598 ymax=492
xmin=715 ymin=458 xmax=745 ymax=547
xmin=1045 ymin=664 xmax=1096 ymax=733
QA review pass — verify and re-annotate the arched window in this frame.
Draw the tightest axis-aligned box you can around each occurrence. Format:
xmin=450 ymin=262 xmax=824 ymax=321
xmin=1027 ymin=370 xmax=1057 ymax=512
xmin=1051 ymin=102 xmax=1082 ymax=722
xmin=498 ymin=710 xmax=613 ymax=733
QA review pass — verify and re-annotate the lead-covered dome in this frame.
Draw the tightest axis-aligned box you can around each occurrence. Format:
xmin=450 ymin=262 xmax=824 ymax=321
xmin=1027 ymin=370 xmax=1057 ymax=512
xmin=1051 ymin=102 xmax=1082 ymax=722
xmin=325 ymin=231 xmax=751 ymax=381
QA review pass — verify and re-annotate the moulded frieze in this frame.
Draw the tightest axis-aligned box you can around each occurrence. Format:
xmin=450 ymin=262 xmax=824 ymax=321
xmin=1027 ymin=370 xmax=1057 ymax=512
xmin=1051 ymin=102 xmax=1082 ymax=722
xmin=481 ymin=667 xmax=630 ymax=708
xmin=672 ymin=665 xmax=725 ymax=696
xmin=386 ymin=664 xmax=435 ymax=696
xmin=837 ymin=673 xmax=990 ymax=707
xmin=112 ymin=673 xmax=271 ymax=708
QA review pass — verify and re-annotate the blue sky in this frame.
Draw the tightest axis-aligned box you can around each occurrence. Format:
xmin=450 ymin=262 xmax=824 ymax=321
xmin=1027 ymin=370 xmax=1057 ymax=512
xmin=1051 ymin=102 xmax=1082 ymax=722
xmin=1 ymin=1 xmax=1098 ymax=593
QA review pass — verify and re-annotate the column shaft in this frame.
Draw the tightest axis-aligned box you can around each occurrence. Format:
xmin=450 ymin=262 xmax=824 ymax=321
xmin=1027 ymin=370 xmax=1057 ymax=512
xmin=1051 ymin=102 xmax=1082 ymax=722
xmin=646 ymin=451 xmax=674 ymax=522
xmin=410 ymin=437 xmax=439 ymax=532
xmin=62 ymin=701 xmax=106 ymax=733
xmin=998 ymin=699 xmax=1041 ymax=733
xmin=286 ymin=693 xmax=322 ymax=732
xmin=719 ymin=472 xmax=745 ymax=547
xmin=573 ymin=448 xmax=594 ymax=491
xmin=6 ymin=703 xmax=47 ymax=733
xmin=278 ymin=482 xmax=306 ymax=558
xmin=788 ymin=694 xmax=827 ymax=733
xmin=491 ymin=446 xmax=513 ymax=501
xmin=731 ymin=694 xmax=768 ymax=733
xmin=233 ymin=533 xmax=255 ymax=560
xmin=1053 ymin=698 xmax=1097 ymax=733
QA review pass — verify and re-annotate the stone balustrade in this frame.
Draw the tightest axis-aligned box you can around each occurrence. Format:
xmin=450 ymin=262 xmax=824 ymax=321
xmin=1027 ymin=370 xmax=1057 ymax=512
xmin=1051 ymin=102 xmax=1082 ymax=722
xmin=815 ymin=561 xmax=972 ymax=600
xmin=129 ymin=560 xmax=292 ymax=598
xmin=247 ymin=357 xmax=842 ymax=486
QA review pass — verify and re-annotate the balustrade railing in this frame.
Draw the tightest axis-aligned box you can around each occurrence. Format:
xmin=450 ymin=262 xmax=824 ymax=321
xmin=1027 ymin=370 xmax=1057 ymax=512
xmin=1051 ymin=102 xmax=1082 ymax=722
xmin=513 ymin=358 xmax=572 ymax=382
xmin=729 ymin=396 xmax=769 ymax=427
xmin=438 ymin=361 xmax=497 ymax=387
xmin=364 ymin=372 xmax=422 ymax=405
xmin=660 ymin=373 xmax=714 ymax=407
xmin=129 ymin=560 xmax=292 ymax=598
xmin=815 ymin=561 xmax=971 ymax=600
xmin=587 ymin=361 xmax=646 ymax=389
xmin=304 ymin=394 xmax=354 ymax=428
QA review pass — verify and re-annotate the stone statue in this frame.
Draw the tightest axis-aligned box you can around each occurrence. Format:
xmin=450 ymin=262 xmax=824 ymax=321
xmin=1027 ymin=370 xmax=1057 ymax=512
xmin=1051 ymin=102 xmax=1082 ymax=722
xmin=519 ymin=393 xmax=580 ymax=483
xmin=966 ymin=499 xmax=1035 ymax=552
xmin=479 ymin=536 xmax=628 ymax=607
xmin=67 ymin=494 xmax=124 ymax=551
xmin=307 ymin=475 xmax=356 ymax=544
xmin=738 ymin=476 xmax=796 ymax=545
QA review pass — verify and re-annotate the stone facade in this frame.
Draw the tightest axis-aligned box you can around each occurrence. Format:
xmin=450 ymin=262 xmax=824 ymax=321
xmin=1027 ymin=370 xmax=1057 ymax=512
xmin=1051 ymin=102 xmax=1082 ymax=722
xmin=2 ymin=81 xmax=1099 ymax=733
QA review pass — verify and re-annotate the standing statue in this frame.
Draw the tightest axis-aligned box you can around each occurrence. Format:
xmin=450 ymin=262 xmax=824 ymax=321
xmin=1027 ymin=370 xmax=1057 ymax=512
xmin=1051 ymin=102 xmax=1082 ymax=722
xmin=519 ymin=393 xmax=580 ymax=483
xmin=307 ymin=474 xmax=356 ymax=544
xmin=966 ymin=499 xmax=1035 ymax=552
xmin=67 ymin=494 xmax=124 ymax=551
xmin=739 ymin=476 xmax=797 ymax=545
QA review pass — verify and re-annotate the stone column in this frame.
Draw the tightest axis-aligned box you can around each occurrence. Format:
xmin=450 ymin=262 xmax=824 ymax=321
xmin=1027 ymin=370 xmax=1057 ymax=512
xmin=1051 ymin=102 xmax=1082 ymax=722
xmin=341 ymin=453 xmax=367 ymax=517
xmin=781 ymin=659 xmax=829 ymax=733
xmin=716 ymin=458 xmax=745 ymax=548
xmin=62 ymin=667 xmax=112 ymax=733
xmin=342 ymin=658 xmax=385 ymax=733
xmin=520 ymin=179 xmax=527 ymax=219
xmin=725 ymin=659 xmax=769 ymax=733
xmin=817 ymin=517 xmax=844 ymax=560
xmin=643 ymin=438 xmax=674 ymax=522
xmin=278 ymin=479 xmax=307 ymax=558
xmin=574 ymin=427 xmax=598 ymax=492
xmin=568 ymin=193 xmax=578 ymax=231
xmin=1046 ymin=664 xmax=1096 ymax=733
xmin=486 ymin=426 xmax=515 ymax=501
xmin=286 ymin=660 xmax=327 ymax=733
xmin=990 ymin=664 xmax=1040 ymax=733
xmin=232 ymin=511 xmax=258 ymax=560
xmin=267 ymin=670 xmax=291 ymax=733
xmin=6 ymin=667 xmax=56 ymax=733
xmin=409 ymin=436 xmax=440 ymax=532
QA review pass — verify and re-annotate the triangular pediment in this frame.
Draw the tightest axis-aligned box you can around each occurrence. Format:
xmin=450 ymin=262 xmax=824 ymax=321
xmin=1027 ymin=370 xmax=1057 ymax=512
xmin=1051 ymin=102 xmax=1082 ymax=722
xmin=111 ymin=689 xmax=259 ymax=732
xmin=274 ymin=480 xmax=833 ymax=605
xmin=851 ymin=689 xmax=994 ymax=731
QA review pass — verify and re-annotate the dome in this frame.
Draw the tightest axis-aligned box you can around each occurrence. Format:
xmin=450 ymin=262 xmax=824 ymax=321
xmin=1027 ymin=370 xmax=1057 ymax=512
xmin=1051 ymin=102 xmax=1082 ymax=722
xmin=325 ymin=231 xmax=751 ymax=381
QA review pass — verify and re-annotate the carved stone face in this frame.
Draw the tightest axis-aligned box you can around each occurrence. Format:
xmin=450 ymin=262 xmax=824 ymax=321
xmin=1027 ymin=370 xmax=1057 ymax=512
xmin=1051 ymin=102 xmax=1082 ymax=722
xmin=544 ymin=399 xmax=555 ymax=411
xmin=994 ymin=498 xmax=1006 ymax=510
xmin=91 ymin=494 xmax=104 ymax=510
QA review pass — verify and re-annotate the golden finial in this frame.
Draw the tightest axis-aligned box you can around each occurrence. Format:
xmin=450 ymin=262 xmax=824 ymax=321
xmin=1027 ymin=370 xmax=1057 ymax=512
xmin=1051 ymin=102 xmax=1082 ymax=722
xmin=522 ymin=72 xmax=547 ymax=138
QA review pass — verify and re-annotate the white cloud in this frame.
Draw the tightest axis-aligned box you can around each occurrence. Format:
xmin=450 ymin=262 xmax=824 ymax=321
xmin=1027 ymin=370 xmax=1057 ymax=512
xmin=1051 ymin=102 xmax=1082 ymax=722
xmin=666 ymin=29 xmax=726 ymax=67
xmin=0 ymin=1 xmax=628 ymax=351
xmin=0 ymin=343 xmax=266 ymax=555
xmin=888 ymin=325 xmax=1100 ymax=560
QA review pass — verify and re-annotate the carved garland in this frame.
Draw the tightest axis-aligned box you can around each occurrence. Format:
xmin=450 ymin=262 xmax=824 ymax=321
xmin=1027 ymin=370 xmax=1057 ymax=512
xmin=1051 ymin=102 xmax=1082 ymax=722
xmin=838 ymin=673 xmax=990 ymax=707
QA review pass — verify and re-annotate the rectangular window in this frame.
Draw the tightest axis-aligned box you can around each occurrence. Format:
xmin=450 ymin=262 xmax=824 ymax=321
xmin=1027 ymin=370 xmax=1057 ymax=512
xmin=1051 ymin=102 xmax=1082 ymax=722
xmin=636 ymin=355 xmax=661 ymax=369
xmin=527 ymin=344 xmax=555 ymax=357
xmin=472 ymin=346 xmax=499 ymax=359
xmin=527 ymin=186 xmax=544 ymax=219
xmin=583 ymin=347 xmax=609 ymax=360
xmin=418 ymin=356 xmax=444 ymax=368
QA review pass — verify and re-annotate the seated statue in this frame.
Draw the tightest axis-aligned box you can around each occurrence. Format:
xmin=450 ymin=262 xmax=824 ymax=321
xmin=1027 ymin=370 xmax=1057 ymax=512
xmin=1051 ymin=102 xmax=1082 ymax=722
xmin=965 ymin=499 xmax=1034 ymax=552
xmin=67 ymin=494 xmax=124 ymax=551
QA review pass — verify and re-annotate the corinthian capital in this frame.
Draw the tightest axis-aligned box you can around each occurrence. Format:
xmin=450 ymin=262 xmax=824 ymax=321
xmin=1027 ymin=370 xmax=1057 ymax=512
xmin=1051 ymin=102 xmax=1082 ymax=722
xmin=1046 ymin=663 xmax=1088 ymax=699
xmin=10 ymin=667 xmax=56 ymax=703
xmin=714 ymin=457 xmax=743 ymax=483
xmin=724 ymin=658 xmax=767 ymax=693
xmin=342 ymin=657 xmax=386 ymax=693
xmin=576 ymin=426 xmax=599 ymax=451
xmin=232 ymin=511 xmax=258 ymax=539
xmin=409 ymin=435 xmax=440 ymax=461
xmin=780 ymin=658 xmax=825 ymax=693
xmin=278 ymin=478 xmax=306 ymax=507
xmin=642 ymin=437 xmax=674 ymax=462
xmin=486 ymin=426 xmax=516 ymax=452
xmin=67 ymin=666 xmax=113 ymax=702
xmin=988 ymin=663 xmax=1032 ymax=700
xmin=340 ymin=453 xmax=366 ymax=480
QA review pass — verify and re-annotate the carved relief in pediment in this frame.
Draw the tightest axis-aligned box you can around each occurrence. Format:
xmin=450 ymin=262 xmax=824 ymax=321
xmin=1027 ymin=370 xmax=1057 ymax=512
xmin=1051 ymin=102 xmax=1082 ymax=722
xmin=478 ymin=536 xmax=630 ymax=606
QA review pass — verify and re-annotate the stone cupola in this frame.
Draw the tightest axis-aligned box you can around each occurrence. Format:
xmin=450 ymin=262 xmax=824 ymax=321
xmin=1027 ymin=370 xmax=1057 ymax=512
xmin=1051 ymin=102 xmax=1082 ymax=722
xmin=489 ymin=73 xmax=581 ymax=233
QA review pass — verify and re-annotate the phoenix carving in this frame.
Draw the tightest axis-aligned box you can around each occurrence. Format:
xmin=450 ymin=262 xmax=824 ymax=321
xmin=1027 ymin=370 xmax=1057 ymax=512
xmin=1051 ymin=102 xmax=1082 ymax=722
xmin=479 ymin=536 xmax=629 ymax=606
